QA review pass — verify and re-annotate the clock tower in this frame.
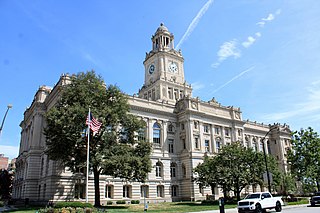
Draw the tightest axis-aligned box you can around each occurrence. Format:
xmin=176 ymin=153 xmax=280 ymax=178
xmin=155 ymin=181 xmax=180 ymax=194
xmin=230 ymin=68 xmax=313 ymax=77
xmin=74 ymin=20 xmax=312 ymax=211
xmin=138 ymin=23 xmax=192 ymax=103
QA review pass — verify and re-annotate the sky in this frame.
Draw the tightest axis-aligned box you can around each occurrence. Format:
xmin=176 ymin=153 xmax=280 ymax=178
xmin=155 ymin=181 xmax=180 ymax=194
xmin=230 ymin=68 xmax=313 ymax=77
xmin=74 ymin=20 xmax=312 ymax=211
xmin=1 ymin=0 xmax=320 ymax=160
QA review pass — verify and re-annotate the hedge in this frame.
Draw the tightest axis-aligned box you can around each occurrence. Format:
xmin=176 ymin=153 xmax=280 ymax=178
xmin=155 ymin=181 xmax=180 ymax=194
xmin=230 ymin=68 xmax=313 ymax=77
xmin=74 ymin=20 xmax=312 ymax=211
xmin=54 ymin=201 xmax=93 ymax=208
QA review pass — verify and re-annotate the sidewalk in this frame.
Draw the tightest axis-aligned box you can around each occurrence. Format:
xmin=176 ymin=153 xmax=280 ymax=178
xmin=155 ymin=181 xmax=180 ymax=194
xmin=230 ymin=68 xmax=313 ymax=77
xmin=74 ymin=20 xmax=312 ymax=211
xmin=189 ymin=204 xmax=309 ymax=213
xmin=0 ymin=205 xmax=18 ymax=212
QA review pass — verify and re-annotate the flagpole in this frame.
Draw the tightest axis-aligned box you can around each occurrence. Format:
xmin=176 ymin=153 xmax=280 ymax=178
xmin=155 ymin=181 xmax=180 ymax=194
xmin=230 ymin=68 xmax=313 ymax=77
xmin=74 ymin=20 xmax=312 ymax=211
xmin=86 ymin=108 xmax=90 ymax=203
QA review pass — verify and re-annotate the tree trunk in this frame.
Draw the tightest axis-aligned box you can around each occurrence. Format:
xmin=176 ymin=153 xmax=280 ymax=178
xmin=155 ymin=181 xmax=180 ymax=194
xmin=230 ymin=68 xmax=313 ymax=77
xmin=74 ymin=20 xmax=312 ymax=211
xmin=93 ymin=167 xmax=101 ymax=207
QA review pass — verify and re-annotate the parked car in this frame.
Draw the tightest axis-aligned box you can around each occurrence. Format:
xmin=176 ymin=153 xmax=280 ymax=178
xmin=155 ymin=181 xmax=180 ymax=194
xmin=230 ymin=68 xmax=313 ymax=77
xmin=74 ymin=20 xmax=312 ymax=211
xmin=237 ymin=192 xmax=283 ymax=213
xmin=310 ymin=192 xmax=320 ymax=207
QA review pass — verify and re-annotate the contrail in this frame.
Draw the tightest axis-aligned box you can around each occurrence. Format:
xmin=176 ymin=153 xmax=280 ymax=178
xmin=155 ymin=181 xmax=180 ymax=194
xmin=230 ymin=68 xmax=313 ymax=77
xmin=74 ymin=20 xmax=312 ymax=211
xmin=212 ymin=66 xmax=255 ymax=94
xmin=176 ymin=0 xmax=214 ymax=50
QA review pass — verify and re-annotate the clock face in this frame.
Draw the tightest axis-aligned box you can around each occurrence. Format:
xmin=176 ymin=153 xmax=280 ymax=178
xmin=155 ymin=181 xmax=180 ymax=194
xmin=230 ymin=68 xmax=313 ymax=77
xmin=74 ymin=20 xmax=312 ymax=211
xmin=149 ymin=64 xmax=155 ymax=74
xmin=168 ymin=62 xmax=178 ymax=72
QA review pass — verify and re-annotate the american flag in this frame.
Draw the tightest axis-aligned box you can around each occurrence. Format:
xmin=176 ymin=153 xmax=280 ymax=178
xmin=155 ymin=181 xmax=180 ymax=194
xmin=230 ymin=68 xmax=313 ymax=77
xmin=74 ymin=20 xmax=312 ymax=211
xmin=86 ymin=112 xmax=102 ymax=133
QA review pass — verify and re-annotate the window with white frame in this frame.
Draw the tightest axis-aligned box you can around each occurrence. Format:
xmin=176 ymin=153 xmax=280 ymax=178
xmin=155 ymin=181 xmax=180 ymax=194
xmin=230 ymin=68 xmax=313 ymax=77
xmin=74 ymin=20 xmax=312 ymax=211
xmin=182 ymin=164 xmax=187 ymax=178
xmin=170 ymin=162 xmax=176 ymax=178
xmin=123 ymin=185 xmax=131 ymax=198
xmin=216 ymin=139 xmax=221 ymax=153
xmin=156 ymin=162 xmax=163 ymax=177
xmin=168 ymin=139 xmax=174 ymax=153
xmin=153 ymin=123 xmax=161 ymax=146
xmin=194 ymin=121 xmax=198 ymax=129
xmin=194 ymin=137 xmax=199 ymax=149
xmin=157 ymin=185 xmax=164 ymax=197
xmin=105 ymin=185 xmax=113 ymax=198
xmin=138 ymin=122 xmax=147 ymax=142
xmin=74 ymin=183 xmax=86 ymax=199
xmin=225 ymin=128 xmax=230 ymax=136
xmin=205 ymin=139 xmax=210 ymax=152
xmin=215 ymin=126 xmax=220 ymax=135
xmin=171 ymin=185 xmax=178 ymax=197
xmin=140 ymin=185 xmax=149 ymax=198
xmin=204 ymin=125 xmax=209 ymax=133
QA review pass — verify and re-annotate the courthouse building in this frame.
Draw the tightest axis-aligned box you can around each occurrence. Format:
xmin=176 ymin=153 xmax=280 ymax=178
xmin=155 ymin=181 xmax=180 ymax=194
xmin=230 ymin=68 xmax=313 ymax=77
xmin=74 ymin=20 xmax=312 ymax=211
xmin=13 ymin=24 xmax=291 ymax=203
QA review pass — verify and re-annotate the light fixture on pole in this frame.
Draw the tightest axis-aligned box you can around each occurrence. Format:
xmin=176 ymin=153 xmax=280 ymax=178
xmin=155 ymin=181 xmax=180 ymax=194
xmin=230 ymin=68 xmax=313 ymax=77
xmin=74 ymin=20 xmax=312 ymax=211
xmin=0 ymin=104 xmax=13 ymax=135
xmin=261 ymin=126 xmax=277 ymax=192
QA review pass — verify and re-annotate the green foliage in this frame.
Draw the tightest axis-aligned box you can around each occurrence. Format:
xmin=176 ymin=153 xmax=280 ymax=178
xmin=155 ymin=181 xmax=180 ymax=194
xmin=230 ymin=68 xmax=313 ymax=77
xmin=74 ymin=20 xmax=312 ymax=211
xmin=0 ymin=200 xmax=4 ymax=207
xmin=44 ymin=71 xmax=152 ymax=206
xmin=130 ymin=200 xmax=140 ymax=204
xmin=106 ymin=201 xmax=113 ymax=205
xmin=54 ymin=202 xmax=93 ymax=208
xmin=287 ymin=127 xmax=320 ymax=192
xmin=194 ymin=142 xmax=280 ymax=200
xmin=115 ymin=200 xmax=126 ymax=204
xmin=0 ymin=169 xmax=13 ymax=199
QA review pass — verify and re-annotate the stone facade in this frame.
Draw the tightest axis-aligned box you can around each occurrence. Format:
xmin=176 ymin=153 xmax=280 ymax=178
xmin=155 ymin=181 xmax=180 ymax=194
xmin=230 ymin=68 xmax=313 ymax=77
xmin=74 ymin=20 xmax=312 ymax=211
xmin=13 ymin=24 xmax=291 ymax=204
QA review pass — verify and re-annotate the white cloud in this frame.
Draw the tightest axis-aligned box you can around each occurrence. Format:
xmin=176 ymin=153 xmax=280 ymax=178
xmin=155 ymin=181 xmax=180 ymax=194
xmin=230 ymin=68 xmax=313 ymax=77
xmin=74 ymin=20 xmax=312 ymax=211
xmin=256 ymin=9 xmax=280 ymax=28
xmin=218 ymin=40 xmax=241 ymax=60
xmin=242 ymin=32 xmax=261 ymax=48
xmin=0 ymin=145 xmax=19 ymax=160
xmin=262 ymin=14 xmax=275 ymax=21
xmin=242 ymin=36 xmax=256 ymax=48
xmin=211 ymin=66 xmax=254 ymax=94
xmin=211 ymin=40 xmax=241 ymax=68
xmin=192 ymin=81 xmax=205 ymax=91
xmin=263 ymin=80 xmax=320 ymax=121
xmin=176 ymin=0 xmax=214 ymax=50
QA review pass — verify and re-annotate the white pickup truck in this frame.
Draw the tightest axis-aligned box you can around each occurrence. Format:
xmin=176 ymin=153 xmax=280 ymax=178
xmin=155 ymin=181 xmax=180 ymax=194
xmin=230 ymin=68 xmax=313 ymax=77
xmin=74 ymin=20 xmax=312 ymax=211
xmin=237 ymin=192 xmax=284 ymax=213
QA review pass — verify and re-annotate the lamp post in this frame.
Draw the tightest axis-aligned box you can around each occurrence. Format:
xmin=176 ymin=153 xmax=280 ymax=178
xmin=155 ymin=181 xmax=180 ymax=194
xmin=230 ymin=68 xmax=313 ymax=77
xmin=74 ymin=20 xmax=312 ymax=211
xmin=0 ymin=104 xmax=13 ymax=135
xmin=261 ymin=127 xmax=276 ymax=192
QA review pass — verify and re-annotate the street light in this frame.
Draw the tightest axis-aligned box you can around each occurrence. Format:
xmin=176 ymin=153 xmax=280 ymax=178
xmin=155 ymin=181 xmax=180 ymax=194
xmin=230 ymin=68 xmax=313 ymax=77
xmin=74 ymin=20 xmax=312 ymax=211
xmin=261 ymin=126 xmax=276 ymax=192
xmin=0 ymin=104 xmax=13 ymax=135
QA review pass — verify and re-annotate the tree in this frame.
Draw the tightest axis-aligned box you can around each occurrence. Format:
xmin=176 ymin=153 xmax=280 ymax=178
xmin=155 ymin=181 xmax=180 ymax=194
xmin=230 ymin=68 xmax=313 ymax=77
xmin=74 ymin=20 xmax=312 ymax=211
xmin=45 ymin=71 xmax=152 ymax=206
xmin=0 ymin=169 xmax=13 ymax=199
xmin=287 ymin=127 xmax=320 ymax=192
xmin=194 ymin=142 xmax=280 ymax=201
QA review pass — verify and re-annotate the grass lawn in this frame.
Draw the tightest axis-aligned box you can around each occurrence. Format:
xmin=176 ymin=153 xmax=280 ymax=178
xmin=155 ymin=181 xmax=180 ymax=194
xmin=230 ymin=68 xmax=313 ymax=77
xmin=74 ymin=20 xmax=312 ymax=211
xmin=5 ymin=202 xmax=237 ymax=213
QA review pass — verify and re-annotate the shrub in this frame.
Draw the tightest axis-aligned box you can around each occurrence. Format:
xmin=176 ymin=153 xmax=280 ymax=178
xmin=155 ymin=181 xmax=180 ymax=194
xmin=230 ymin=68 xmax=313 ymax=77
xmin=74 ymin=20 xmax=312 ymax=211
xmin=201 ymin=200 xmax=219 ymax=205
xmin=54 ymin=202 xmax=93 ymax=208
xmin=0 ymin=201 xmax=4 ymax=207
xmin=131 ymin=200 xmax=140 ymax=204
xmin=116 ymin=200 xmax=126 ymax=204
xmin=106 ymin=201 xmax=113 ymax=205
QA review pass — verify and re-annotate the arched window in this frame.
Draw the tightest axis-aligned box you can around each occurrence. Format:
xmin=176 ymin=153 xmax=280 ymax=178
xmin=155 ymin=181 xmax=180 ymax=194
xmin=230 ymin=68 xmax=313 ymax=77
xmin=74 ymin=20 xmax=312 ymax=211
xmin=157 ymin=185 xmax=164 ymax=197
xmin=123 ymin=185 xmax=131 ymax=198
xmin=170 ymin=162 xmax=176 ymax=178
xmin=156 ymin=162 xmax=163 ymax=177
xmin=153 ymin=123 xmax=161 ymax=146
xmin=141 ymin=185 xmax=149 ymax=198
xmin=182 ymin=164 xmax=187 ymax=178
xmin=171 ymin=185 xmax=178 ymax=197
xmin=105 ymin=185 xmax=113 ymax=198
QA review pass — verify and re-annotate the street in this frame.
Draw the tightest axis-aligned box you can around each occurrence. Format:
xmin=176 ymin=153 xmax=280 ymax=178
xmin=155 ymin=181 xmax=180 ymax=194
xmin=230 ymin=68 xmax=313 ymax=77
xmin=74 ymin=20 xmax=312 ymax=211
xmin=279 ymin=205 xmax=320 ymax=213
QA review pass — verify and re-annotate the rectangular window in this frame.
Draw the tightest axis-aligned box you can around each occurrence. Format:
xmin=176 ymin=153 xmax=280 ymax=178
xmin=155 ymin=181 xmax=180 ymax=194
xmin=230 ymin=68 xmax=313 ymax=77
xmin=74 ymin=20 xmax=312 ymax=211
xmin=182 ymin=138 xmax=186 ymax=149
xmin=215 ymin=127 xmax=220 ymax=135
xmin=74 ymin=184 xmax=86 ymax=199
xmin=205 ymin=140 xmax=210 ymax=152
xmin=168 ymin=87 xmax=173 ymax=99
xmin=168 ymin=139 xmax=174 ymax=153
xmin=105 ymin=185 xmax=113 ymax=198
xmin=225 ymin=128 xmax=230 ymax=136
xmin=123 ymin=185 xmax=131 ymax=198
xmin=141 ymin=185 xmax=149 ymax=198
xmin=195 ymin=137 xmax=199 ymax=149
xmin=157 ymin=185 xmax=164 ymax=197
xmin=204 ymin=125 xmax=209 ymax=133
xmin=181 ymin=123 xmax=185 ymax=130
xmin=216 ymin=141 xmax=220 ymax=153
xmin=194 ymin=121 xmax=198 ymax=129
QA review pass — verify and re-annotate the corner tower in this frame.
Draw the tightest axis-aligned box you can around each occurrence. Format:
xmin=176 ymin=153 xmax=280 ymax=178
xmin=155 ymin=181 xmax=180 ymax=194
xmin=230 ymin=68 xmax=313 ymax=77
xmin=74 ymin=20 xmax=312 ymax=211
xmin=138 ymin=23 xmax=192 ymax=103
